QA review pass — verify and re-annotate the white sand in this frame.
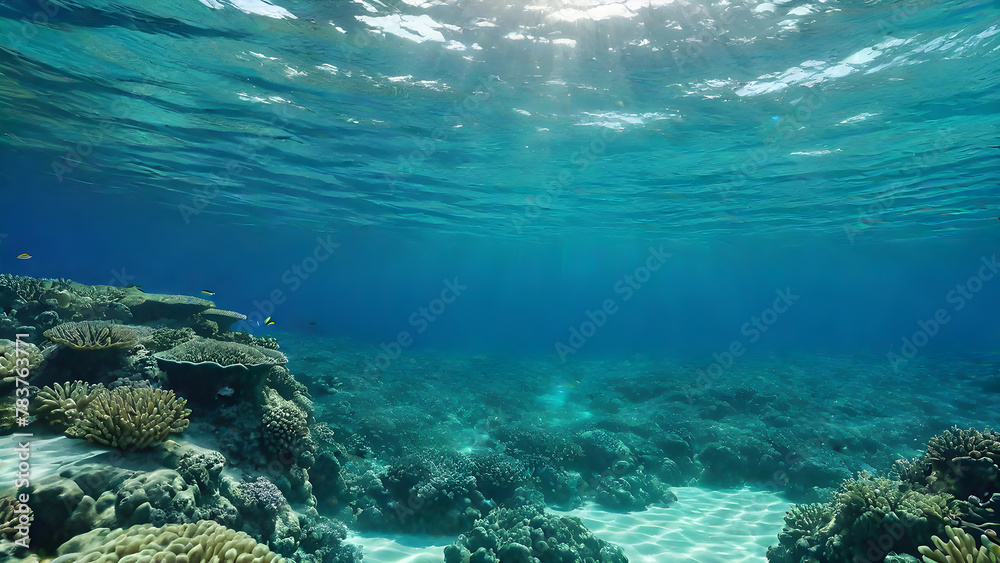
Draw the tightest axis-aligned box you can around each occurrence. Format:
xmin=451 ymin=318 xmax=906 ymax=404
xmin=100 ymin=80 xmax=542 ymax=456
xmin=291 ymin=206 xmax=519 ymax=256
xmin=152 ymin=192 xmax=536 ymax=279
xmin=350 ymin=487 xmax=791 ymax=563
xmin=0 ymin=432 xmax=109 ymax=492
xmin=555 ymin=487 xmax=792 ymax=563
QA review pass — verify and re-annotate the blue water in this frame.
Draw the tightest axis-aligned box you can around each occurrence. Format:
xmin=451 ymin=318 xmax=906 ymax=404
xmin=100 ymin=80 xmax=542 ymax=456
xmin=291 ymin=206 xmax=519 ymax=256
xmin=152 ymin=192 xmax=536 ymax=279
xmin=3 ymin=0 xmax=1000 ymax=560
xmin=2 ymin=0 xmax=998 ymax=363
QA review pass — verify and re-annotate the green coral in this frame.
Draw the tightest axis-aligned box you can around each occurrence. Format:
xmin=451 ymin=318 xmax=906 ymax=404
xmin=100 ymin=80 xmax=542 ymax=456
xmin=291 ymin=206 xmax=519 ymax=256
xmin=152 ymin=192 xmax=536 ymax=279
xmin=0 ymin=496 xmax=30 ymax=540
xmin=767 ymin=473 xmax=964 ymax=563
xmin=33 ymin=382 xmax=191 ymax=450
xmin=0 ymin=402 xmax=14 ymax=431
xmin=51 ymin=519 xmax=286 ymax=562
xmin=919 ymin=526 xmax=1000 ymax=563
xmin=0 ymin=339 xmax=42 ymax=382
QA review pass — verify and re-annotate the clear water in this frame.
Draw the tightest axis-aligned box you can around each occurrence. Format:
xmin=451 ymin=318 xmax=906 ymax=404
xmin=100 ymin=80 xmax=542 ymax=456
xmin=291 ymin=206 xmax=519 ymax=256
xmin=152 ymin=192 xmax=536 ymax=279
xmin=2 ymin=0 xmax=1000 ymax=560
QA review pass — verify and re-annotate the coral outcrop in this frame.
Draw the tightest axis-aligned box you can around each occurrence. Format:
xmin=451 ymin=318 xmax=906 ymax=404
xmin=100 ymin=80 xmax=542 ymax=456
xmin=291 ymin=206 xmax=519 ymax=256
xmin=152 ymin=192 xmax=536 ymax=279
xmin=445 ymin=501 xmax=628 ymax=563
xmin=154 ymin=338 xmax=287 ymax=405
xmin=33 ymin=381 xmax=191 ymax=449
xmin=50 ymin=519 xmax=286 ymax=563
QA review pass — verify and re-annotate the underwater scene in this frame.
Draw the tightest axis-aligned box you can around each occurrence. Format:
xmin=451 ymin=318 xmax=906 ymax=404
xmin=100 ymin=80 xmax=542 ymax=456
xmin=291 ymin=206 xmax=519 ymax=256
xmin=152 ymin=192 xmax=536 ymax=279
xmin=1 ymin=0 xmax=1000 ymax=561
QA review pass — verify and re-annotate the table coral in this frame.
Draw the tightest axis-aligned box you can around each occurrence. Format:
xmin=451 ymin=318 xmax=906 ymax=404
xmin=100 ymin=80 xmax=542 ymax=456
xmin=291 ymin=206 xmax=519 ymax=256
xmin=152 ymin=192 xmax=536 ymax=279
xmin=43 ymin=320 xmax=138 ymax=350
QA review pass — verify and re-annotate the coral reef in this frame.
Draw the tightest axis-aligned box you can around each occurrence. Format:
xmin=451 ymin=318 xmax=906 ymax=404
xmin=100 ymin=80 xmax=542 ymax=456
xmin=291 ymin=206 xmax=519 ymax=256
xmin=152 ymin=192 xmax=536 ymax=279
xmin=199 ymin=308 xmax=248 ymax=329
xmin=143 ymin=327 xmax=196 ymax=353
xmin=261 ymin=392 xmax=315 ymax=467
xmin=916 ymin=427 xmax=1000 ymax=501
xmin=0 ymin=496 xmax=29 ymax=540
xmin=33 ymin=381 xmax=191 ymax=449
xmin=444 ymin=501 xmax=628 ymax=563
xmin=43 ymin=320 xmax=138 ymax=350
xmin=766 ymin=472 xmax=963 ymax=562
xmin=50 ymin=519 xmax=286 ymax=563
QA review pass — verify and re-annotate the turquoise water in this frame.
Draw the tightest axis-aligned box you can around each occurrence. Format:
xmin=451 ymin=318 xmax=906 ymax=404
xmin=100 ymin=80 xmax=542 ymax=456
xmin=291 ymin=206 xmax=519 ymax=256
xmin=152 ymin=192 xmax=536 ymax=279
xmin=2 ymin=0 xmax=1000 ymax=561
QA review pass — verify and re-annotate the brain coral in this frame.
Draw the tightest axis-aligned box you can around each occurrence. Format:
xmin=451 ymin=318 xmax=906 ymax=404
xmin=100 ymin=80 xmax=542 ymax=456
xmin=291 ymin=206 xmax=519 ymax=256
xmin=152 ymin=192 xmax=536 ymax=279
xmin=51 ymin=519 xmax=286 ymax=563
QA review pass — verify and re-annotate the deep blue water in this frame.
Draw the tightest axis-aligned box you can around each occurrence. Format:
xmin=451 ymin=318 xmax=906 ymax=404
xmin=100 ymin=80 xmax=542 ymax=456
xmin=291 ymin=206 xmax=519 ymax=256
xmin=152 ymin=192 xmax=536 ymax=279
xmin=1 ymin=0 xmax=999 ymax=363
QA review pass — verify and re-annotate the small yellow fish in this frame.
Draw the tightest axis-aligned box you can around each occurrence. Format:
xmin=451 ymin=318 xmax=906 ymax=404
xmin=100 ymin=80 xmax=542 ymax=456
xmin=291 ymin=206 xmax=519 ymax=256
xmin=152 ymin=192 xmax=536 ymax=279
xmin=201 ymin=290 xmax=215 ymax=295
xmin=265 ymin=317 xmax=275 ymax=325
xmin=16 ymin=253 xmax=31 ymax=259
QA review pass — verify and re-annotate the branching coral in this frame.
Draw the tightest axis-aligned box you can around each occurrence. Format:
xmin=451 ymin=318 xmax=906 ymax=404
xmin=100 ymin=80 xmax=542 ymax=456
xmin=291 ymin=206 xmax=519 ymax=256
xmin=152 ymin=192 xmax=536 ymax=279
xmin=919 ymin=526 xmax=1000 ymax=563
xmin=767 ymin=473 xmax=965 ymax=563
xmin=32 ymin=381 xmax=100 ymax=428
xmin=917 ymin=427 xmax=1000 ymax=501
xmin=43 ymin=320 xmax=138 ymax=350
xmin=51 ymin=519 xmax=286 ymax=562
xmin=34 ymin=382 xmax=191 ymax=450
xmin=0 ymin=274 xmax=41 ymax=305
xmin=0 ymin=339 xmax=42 ymax=383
